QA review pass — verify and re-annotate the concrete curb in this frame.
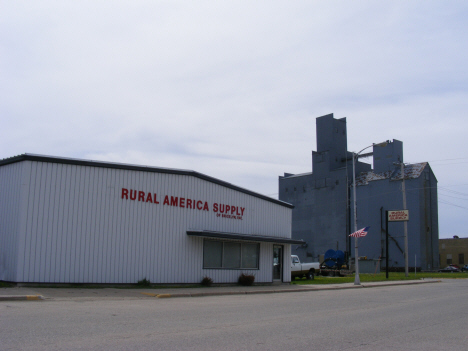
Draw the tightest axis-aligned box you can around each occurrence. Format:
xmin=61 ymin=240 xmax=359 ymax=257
xmin=0 ymin=295 xmax=44 ymax=301
xmin=136 ymin=280 xmax=441 ymax=299
xmin=360 ymin=279 xmax=441 ymax=288
xmin=0 ymin=280 xmax=441 ymax=301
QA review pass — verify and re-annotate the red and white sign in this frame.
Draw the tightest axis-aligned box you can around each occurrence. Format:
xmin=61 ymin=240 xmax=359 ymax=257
xmin=388 ymin=210 xmax=409 ymax=222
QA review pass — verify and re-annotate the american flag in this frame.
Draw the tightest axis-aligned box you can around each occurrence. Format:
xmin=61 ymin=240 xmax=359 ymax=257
xmin=349 ymin=226 xmax=370 ymax=238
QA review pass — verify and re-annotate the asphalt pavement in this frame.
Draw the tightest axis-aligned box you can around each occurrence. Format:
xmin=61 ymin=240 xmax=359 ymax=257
xmin=0 ymin=279 xmax=440 ymax=301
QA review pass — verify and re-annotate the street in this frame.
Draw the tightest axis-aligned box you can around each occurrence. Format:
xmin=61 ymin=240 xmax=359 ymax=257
xmin=1 ymin=279 xmax=467 ymax=350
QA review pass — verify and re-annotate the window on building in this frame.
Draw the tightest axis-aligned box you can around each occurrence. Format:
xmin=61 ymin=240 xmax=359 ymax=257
xmin=447 ymin=254 xmax=452 ymax=265
xmin=203 ymin=240 xmax=259 ymax=269
xmin=459 ymin=253 xmax=464 ymax=265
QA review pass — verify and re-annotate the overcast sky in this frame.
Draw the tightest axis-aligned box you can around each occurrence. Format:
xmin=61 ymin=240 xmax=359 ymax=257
xmin=1 ymin=1 xmax=467 ymax=239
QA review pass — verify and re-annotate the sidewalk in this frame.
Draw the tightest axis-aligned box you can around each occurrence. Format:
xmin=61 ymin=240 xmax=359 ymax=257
xmin=0 ymin=279 xmax=440 ymax=301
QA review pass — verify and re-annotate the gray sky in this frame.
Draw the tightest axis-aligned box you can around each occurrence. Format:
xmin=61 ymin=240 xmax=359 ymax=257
xmin=1 ymin=1 xmax=467 ymax=238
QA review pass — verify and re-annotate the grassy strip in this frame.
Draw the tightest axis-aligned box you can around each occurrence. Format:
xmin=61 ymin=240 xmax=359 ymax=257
xmin=0 ymin=282 xmax=14 ymax=288
xmin=291 ymin=272 xmax=468 ymax=285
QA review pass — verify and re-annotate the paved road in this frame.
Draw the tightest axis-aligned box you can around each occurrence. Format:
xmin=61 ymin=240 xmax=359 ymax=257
xmin=1 ymin=279 xmax=467 ymax=350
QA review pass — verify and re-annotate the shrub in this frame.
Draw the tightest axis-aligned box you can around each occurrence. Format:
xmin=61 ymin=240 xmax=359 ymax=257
xmin=238 ymin=273 xmax=255 ymax=286
xmin=201 ymin=276 xmax=213 ymax=287
xmin=137 ymin=278 xmax=151 ymax=286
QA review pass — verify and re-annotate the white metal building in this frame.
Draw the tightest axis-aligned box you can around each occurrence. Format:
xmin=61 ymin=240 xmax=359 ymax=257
xmin=0 ymin=154 xmax=300 ymax=284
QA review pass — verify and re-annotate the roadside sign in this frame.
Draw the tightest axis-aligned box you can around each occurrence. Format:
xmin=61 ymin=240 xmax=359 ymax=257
xmin=388 ymin=210 xmax=409 ymax=222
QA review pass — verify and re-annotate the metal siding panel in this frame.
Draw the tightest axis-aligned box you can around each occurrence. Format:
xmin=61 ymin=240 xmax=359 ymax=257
xmin=122 ymin=170 xmax=130 ymax=282
xmin=35 ymin=163 xmax=46 ymax=282
xmin=145 ymin=171 xmax=155 ymax=280
xmin=153 ymin=173 xmax=163 ymax=283
xmin=160 ymin=174 xmax=170 ymax=283
xmin=105 ymin=169 xmax=113 ymax=282
xmin=134 ymin=171 xmax=144 ymax=282
xmin=83 ymin=166 xmax=93 ymax=282
xmin=123 ymin=170 xmax=132 ymax=283
xmin=68 ymin=164 xmax=79 ymax=282
xmin=146 ymin=171 xmax=156 ymax=283
xmin=43 ymin=163 xmax=54 ymax=282
xmin=138 ymin=174 xmax=148 ymax=282
xmin=116 ymin=169 xmax=126 ymax=283
xmin=93 ymin=166 xmax=103 ymax=283
xmin=75 ymin=165 xmax=85 ymax=282
xmin=138 ymin=172 xmax=146 ymax=281
xmin=85 ymin=166 xmax=95 ymax=282
xmin=109 ymin=169 xmax=119 ymax=283
xmin=65 ymin=165 xmax=75 ymax=282
xmin=104 ymin=168 xmax=114 ymax=283
xmin=78 ymin=166 xmax=88 ymax=282
xmin=129 ymin=171 xmax=138 ymax=283
xmin=127 ymin=170 xmax=135 ymax=282
xmin=56 ymin=164 xmax=67 ymax=282
xmin=28 ymin=162 xmax=40 ymax=281
xmin=101 ymin=169 xmax=108 ymax=283
xmin=102 ymin=168 xmax=110 ymax=283
xmin=48 ymin=164 xmax=59 ymax=282
xmin=88 ymin=166 xmax=97 ymax=282
xmin=0 ymin=163 xmax=23 ymax=281
xmin=16 ymin=162 xmax=31 ymax=281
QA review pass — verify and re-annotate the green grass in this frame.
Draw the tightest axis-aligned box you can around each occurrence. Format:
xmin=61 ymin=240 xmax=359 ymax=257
xmin=291 ymin=271 xmax=468 ymax=285
xmin=0 ymin=281 xmax=14 ymax=288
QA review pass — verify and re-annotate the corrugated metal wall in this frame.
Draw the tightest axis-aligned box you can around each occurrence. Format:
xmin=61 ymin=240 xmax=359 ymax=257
xmin=6 ymin=160 xmax=291 ymax=284
xmin=0 ymin=162 xmax=25 ymax=281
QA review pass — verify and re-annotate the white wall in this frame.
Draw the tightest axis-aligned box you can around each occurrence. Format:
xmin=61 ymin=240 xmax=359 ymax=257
xmin=5 ymin=160 xmax=292 ymax=284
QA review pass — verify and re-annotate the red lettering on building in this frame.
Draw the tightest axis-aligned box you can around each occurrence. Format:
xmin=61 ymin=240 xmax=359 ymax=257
xmin=146 ymin=193 xmax=152 ymax=203
xmin=121 ymin=188 xmax=129 ymax=199
xmin=120 ymin=188 xmax=246 ymax=217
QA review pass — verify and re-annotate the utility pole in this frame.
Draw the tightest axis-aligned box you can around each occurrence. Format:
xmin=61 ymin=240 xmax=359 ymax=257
xmin=352 ymin=151 xmax=360 ymax=285
xmin=401 ymin=162 xmax=409 ymax=277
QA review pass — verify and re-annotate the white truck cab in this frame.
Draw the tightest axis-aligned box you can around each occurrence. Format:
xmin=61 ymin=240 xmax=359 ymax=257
xmin=291 ymin=255 xmax=320 ymax=280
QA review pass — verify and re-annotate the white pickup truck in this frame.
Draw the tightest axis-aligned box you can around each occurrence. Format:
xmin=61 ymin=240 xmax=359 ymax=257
xmin=291 ymin=255 xmax=320 ymax=280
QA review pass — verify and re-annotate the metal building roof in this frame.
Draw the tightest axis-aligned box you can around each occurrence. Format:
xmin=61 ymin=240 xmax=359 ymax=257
xmin=355 ymin=162 xmax=428 ymax=186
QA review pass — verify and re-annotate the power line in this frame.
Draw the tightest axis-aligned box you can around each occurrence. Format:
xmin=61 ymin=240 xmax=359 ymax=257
xmin=438 ymin=199 xmax=467 ymax=209
xmin=425 ymin=157 xmax=468 ymax=163
xmin=439 ymin=186 xmax=468 ymax=197
xmin=439 ymin=193 xmax=468 ymax=201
